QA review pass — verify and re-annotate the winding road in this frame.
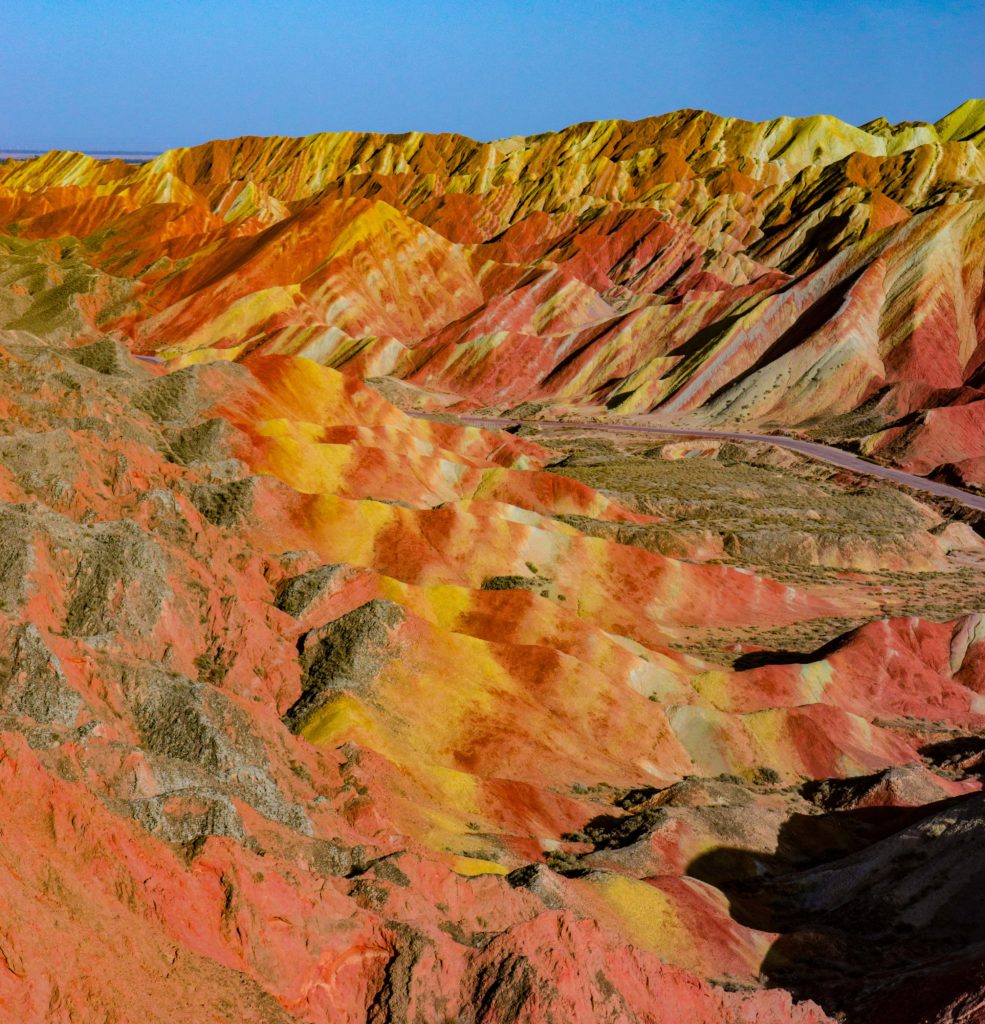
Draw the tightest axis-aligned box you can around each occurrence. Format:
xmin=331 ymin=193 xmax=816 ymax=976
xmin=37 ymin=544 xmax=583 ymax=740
xmin=133 ymin=349 xmax=984 ymax=514
xmin=411 ymin=412 xmax=985 ymax=514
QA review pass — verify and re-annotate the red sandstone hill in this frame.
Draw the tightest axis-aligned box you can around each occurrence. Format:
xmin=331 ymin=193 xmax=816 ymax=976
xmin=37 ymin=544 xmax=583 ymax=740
xmin=2 ymin=100 xmax=984 ymax=484
xmin=0 ymin=104 xmax=984 ymax=1023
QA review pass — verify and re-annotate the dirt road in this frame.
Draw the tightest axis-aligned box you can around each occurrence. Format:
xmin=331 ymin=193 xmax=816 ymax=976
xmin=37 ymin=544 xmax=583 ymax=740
xmin=417 ymin=413 xmax=985 ymax=514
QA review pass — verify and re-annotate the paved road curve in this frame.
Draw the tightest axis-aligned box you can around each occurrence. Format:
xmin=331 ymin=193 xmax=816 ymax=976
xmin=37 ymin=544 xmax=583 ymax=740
xmin=411 ymin=412 xmax=985 ymax=514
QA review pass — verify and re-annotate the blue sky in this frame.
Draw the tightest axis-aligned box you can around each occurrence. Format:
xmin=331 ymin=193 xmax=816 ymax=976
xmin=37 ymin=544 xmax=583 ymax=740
xmin=3 ymin=0 xmax=983 ymax=151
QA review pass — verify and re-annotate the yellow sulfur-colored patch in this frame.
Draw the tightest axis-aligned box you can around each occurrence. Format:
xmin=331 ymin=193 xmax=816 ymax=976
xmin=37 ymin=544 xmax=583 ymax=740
xmin=376 ymin=578 xmax=473 ymax=631
xmin=254 ymin=435 xmax=353 ymax=495
xmin=300 ymin=494 xmax=395 ymax=567
xmin=253 ymin=418 xmax=325 ymax=441
xmin=689 ymin=670 xmax=732 ymax=710
xmin=449 ymin=856 xmax=510 ymax=877
xmin=740 ymin=707 xmax=789 ymax=759
xmin=178 ymin=285 xmax=300 ymax=352
xmin=169 ymin=343 xmax=248 ymax=365
xmin=302 ymin=693 xmax=383 ymax=749
xmin=588 ymin=872 xmax=771 ymax=979
xmin=593 ymin=874 xmax=684 ymax=949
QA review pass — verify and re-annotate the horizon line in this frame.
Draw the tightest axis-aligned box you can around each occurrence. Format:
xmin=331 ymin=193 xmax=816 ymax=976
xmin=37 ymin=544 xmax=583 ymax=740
xmin=3 ymin=97 xmax=981 ymax=161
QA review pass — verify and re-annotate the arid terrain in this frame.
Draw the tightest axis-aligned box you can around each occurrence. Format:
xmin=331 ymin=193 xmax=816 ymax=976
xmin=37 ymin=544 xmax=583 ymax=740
xmin=0 ymin=101 xmax=983 ymax=1024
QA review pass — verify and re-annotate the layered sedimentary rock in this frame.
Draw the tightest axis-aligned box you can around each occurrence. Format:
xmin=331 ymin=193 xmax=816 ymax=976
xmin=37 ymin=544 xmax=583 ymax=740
xmin=2 ymin=100 xmax=984 ymax=483
xmin=0 ymin=333 xmax=980 ymax=1022
xmin=0 ymin=103 xmax=984 ymax=1024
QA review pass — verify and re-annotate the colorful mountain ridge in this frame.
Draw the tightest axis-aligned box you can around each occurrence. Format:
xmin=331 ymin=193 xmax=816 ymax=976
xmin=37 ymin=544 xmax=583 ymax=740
xmin=3 ymin=100 xmax=984 ymax=483
xmin=0 ymin=103 xmax=984 ymax=1023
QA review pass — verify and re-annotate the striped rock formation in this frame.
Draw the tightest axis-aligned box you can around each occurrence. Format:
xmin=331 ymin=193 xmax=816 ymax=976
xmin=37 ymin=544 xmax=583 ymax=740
xmin=2 ymin=100 xmax=984 ymax=483
xmin=0 ymin=103 xmax=984 ymax=1023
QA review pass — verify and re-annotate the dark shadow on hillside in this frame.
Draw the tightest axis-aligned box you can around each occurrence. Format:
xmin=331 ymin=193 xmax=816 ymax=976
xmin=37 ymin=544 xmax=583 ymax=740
xmin=685 ymin=790 xmax=985 ymax=1023
xmin=918 ymin=735 xmax=985 ymax=779
xmin=731 ymin=630 xmax=854 ymax=670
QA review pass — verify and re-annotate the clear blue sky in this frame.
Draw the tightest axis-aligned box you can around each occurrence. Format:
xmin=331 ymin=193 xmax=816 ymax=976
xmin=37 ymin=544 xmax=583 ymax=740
xmin=3 ymin=0 xmax=983 ymax=151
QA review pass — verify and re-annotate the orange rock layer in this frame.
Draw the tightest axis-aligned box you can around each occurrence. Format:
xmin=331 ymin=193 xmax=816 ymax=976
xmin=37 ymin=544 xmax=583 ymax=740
xmin=0 ymin=102 xmax=984 ymax=1024
xmin=2 ymin=101 xmax=984 ymax=482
